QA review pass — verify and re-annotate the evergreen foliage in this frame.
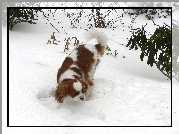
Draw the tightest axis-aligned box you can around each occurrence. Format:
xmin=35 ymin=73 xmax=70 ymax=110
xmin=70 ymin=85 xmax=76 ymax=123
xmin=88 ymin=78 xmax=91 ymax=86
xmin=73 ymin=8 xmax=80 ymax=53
xmin=126 ymin=25 xmax=171 ymax=79
xmin=129 ymin=9 xmax=171 ymax=20
xmin=9 ymin=9 xmax=41 ymax=30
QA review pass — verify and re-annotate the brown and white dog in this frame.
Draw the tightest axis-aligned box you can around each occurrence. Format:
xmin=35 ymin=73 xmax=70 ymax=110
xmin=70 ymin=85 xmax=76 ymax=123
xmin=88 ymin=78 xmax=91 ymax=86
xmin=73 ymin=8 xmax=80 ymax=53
xmin=55 ymin=29 xmax=107 ymax=103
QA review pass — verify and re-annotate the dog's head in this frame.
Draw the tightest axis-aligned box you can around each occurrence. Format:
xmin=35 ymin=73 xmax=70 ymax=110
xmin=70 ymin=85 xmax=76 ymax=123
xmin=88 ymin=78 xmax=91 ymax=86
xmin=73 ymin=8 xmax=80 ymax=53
xmin=55 ymin=78 xmax=90 ymax=103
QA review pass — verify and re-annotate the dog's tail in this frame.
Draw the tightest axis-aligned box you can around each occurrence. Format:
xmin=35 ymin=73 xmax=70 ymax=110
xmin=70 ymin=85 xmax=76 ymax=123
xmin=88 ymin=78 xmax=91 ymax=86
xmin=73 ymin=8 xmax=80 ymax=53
xmin=85 ymin=29 xmax=107 ymax=50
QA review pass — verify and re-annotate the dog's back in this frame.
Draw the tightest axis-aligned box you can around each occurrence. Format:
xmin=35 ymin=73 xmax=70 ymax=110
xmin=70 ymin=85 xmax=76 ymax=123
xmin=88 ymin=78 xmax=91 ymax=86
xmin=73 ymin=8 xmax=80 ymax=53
xmin=55 ymin=29 xmax=107 ymax=103
xmin=57 ymin=29 xmax=107 ymax=84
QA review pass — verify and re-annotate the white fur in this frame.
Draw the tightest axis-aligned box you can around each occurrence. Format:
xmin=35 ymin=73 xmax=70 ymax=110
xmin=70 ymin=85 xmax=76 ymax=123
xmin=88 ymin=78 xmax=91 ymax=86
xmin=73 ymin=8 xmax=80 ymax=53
xmin=59 ymin=69 xmax=79 ymax=82
xmin=73 ymin=85 xmax=90 ymax=101
xmin=68 ymin=48 xmax=78 ymax=61
xmin=73 ymin=80 xmax=82 ymax=91
xmin=85 ymin=29 xmax=107 ymax=49
xmin=70 ymin=64 xmax=78 ymax=68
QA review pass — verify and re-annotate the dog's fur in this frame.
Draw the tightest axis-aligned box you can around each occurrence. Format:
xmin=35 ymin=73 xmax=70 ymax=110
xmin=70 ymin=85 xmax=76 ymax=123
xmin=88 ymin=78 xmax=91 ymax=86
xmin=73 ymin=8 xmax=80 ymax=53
xmin=55 ymin=29 xmax=107 ymax=103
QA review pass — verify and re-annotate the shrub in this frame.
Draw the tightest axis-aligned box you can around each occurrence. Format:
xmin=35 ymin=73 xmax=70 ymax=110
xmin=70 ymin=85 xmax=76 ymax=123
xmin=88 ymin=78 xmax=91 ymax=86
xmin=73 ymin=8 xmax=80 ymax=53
xmin=62 ymin=9 xmax=119 ymax=29
xmin=9 ymin=8 xmax=41 ymax=30
xmin=128 ymin=9 xmax=171 ymax=20
xmin=126 ymin=24 xmax=171 ymax=79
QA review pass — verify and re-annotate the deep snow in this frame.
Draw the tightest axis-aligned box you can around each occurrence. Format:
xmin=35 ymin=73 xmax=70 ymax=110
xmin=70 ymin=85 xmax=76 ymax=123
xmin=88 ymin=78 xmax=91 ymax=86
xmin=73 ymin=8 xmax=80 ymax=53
xmin=2 ymin=2 xmax=179 ymax=134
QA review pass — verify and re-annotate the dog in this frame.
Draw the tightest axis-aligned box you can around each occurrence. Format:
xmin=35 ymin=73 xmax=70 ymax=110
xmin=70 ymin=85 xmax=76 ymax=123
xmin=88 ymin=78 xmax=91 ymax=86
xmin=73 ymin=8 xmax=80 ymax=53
xmin=55 ymin=29 xmax=107 ymax=103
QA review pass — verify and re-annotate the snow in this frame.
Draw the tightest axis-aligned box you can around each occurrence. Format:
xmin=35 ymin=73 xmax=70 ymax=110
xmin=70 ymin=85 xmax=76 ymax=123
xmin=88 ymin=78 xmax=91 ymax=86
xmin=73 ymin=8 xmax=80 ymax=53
xmin=2 ymin=2 xmax=179 ymax=134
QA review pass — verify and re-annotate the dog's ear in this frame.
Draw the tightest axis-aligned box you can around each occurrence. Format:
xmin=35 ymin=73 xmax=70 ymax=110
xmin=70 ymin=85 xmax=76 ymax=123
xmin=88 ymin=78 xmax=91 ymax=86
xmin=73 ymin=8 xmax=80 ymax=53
xmin=55 ymin=83 xmax=69 ymax=103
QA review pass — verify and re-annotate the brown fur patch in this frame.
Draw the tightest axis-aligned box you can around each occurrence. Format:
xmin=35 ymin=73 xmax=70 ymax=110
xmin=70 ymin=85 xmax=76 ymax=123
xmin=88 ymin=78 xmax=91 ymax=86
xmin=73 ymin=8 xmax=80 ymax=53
xmin=55 ymin=82 xmax=69 ymax=103
xmin=95 ymin=44 xmax=105 ymax=56
xmin=75 ymin=45 xmax=95 ymax=85
xmin=55 ymin=79 xmax=81 ymax=102
xmin=62 ymin=79 xmax=80 ymax=98
xmin=70 ymin=67 xmax=83 ymax=78
xmin=57 ymin=57 xmax=73 ymax=83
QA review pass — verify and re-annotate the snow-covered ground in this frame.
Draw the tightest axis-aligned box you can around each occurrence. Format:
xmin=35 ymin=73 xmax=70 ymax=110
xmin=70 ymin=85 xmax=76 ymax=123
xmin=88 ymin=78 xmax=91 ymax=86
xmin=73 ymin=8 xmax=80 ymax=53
xmin=2 ymin=2 xmax=179 ymax=134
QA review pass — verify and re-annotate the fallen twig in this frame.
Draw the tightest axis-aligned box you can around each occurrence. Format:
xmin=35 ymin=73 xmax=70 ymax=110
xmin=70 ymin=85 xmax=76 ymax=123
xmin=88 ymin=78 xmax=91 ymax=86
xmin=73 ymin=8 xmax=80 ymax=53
xmin=49 ymin=22 xmax=60 ymax=33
